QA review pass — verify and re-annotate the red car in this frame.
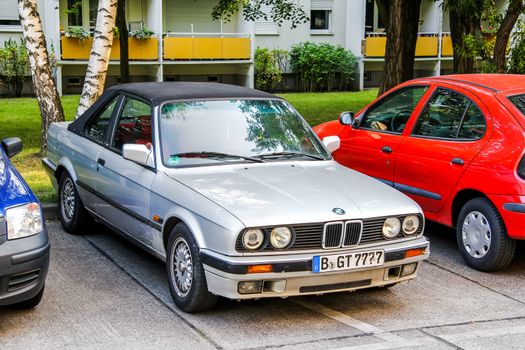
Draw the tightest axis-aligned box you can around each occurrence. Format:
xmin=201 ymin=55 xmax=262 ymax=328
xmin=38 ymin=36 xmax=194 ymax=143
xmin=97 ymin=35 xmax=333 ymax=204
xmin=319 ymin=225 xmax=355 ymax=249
xmin=314 ymin=74 xmax=525 ymax=272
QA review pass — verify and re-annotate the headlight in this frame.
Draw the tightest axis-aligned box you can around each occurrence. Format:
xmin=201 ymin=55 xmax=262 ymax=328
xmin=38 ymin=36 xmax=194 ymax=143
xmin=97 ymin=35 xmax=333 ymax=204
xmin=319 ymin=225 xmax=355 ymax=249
xmin=6 ymin=202 xmax=43 ymax=240
xmin=382 ymin=217 xmax=401 ymax=239
xmin=402 ymin=215 xmax=420 ymax=235
xmin=242 ymin=229 xmax=264 ymax=250
xmin=270 ymin=227 xmax=292 ymax=249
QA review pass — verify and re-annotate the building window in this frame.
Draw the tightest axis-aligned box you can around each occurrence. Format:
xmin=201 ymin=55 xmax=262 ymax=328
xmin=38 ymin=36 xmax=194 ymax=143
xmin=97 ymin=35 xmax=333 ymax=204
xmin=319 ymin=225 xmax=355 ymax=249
xmin=310 ymin=10 xmax=331 ymax=31
xmin=0 ymin=0 xmax=21 ymax=26
xmin=89 ymin=0 xmax=98 ymax=28
xmin=67 ymin=0 xmax=83 ymax=27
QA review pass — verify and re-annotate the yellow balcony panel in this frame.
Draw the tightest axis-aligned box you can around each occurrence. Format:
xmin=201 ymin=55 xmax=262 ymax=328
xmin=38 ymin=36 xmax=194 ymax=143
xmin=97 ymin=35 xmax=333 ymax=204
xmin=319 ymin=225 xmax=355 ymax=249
xmin=129 ymin=38 xmax=159 ymax=60
xmin=164 ymin=37 xmax=193 ymax=60
xmin=222 ymin=38 xmax=250 ymax=59
xmin=61 ymin=37 xmax=93 ymax=60
xmin=194 ymin=38 xmax=222 ymax=59
xmin=442 ymin=36 xmax=453 ymax=56
xmin=365 ymin=37 xmax=386 ymax=57
xmin=110 ymin=40 xmax=120 ymax=60
xmin=416 ymin=36 xmax=438 ymax=57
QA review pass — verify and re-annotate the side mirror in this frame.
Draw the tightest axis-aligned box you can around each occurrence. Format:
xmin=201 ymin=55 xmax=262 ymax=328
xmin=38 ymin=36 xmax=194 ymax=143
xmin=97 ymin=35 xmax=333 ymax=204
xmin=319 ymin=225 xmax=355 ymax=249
xmin=339 ymin=111 xmax=355 ymax=126
xmin=122 ymin=144 xmax=154 ymax=168
xmin=1 ymin=137 xmax=23 ymax=158
xmin=322 ymin=136 xmax=341 ymax=154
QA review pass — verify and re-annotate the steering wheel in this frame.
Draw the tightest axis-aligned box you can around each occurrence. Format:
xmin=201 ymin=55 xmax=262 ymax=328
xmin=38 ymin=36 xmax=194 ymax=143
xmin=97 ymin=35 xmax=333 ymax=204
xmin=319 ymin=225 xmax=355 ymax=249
xmin=390 ymin=110 xmax=412 ymax=132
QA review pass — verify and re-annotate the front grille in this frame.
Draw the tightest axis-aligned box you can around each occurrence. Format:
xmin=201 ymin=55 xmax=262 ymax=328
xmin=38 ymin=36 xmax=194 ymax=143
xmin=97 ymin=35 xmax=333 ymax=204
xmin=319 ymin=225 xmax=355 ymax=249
xmin=235 ymin=214 xmax=424 ymax=252
xmin=344 ymin=221 xmax=362 ymax=246
xmin=8 ymin=269 xmax=40 ymax=292
xmin=322 ymin=222 xmax=344 ymax=248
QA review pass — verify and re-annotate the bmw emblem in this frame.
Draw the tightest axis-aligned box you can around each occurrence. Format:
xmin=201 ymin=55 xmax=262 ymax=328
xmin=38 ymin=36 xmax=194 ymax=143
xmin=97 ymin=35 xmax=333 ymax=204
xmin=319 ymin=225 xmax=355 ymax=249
xmin=332 ymin=208 xmax=346 ymax=215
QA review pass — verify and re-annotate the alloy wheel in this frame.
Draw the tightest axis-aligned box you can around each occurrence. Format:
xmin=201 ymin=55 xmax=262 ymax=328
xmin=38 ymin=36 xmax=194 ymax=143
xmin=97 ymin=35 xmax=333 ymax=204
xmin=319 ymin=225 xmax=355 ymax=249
xmin=170 ymin=237 xmax=193 ymax=297
xmin=61 ymin=178 xmax=76 ymax=221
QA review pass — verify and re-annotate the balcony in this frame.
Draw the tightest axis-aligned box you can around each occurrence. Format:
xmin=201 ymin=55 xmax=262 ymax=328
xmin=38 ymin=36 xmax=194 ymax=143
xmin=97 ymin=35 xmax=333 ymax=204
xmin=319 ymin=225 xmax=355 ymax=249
xmin=364 ymin=33 xmax=452 ymax=58
xmin=61 ymin=36 xmax=159 ymax=61
xmin=163 ymin=33 xmax=251 ymax=60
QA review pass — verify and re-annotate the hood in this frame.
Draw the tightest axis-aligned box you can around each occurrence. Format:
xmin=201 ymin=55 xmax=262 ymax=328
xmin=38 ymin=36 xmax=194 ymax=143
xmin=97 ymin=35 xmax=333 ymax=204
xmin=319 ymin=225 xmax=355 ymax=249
xmin=164 ymin=161 xmax=420 ymax=228
xmin=0 ymin=155 xmax=32 ymax=217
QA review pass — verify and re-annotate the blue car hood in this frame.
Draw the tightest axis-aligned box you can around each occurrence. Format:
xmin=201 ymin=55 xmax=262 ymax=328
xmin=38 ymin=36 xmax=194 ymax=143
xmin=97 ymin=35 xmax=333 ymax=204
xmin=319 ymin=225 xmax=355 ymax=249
xmin=0 ymin=154 xmax=32 ymax=216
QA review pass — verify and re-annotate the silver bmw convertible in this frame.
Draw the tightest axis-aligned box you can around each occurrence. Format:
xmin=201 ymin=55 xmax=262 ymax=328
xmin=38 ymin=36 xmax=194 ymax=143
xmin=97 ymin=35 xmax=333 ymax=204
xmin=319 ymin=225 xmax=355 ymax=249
xmin=43 ymin=82 xmax=429 ymax=312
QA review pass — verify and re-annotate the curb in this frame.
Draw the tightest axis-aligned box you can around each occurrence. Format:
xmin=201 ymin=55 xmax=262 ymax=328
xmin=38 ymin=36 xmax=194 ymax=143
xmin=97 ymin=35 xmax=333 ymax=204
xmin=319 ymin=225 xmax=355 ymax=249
xmin=42 ymin=203 xmax=59 ymax=221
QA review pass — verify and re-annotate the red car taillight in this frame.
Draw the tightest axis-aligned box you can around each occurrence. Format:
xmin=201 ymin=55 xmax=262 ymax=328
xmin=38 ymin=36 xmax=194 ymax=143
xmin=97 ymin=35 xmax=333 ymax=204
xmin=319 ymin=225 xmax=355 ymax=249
xmin=518 ymin=156 xmax=525 ymax=180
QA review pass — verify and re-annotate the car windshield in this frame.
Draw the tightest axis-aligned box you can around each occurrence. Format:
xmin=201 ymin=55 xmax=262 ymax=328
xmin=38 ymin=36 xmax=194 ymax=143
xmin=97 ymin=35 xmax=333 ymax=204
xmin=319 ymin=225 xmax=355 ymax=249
xmin=509 ymin=94 xmax=525 ymax=116
xmin=159 ymin=99 xmax=331 ymax=167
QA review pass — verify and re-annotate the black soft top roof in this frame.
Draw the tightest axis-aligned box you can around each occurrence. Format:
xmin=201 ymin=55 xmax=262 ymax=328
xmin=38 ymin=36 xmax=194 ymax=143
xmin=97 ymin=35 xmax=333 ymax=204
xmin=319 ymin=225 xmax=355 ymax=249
xmin=108 ymin=82 xmax=279 ymax=104
xmin=68 ymin=82 xmax=281 ymax=136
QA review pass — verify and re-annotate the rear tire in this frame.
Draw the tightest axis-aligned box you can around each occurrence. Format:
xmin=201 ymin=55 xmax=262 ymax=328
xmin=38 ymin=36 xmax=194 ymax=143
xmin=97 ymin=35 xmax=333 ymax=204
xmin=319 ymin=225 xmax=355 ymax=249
xmin=58 ymin=172 xmax=91 ymax=235
xmin=13 ymin=285 xmax=45 ymax=309
xmin=166 ymin=223 xmax=218 ymax=312
xmin=456 ymin=198 xmax=516 ymax=272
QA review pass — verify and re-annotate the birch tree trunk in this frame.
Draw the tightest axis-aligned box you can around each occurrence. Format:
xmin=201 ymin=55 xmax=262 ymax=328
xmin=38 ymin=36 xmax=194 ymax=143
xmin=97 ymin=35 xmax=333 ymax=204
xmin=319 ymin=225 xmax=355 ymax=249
xmin=18 ymin=0 xmax=65 ymax=151
xmin=76 ymin=0 xmax=118 ymax=118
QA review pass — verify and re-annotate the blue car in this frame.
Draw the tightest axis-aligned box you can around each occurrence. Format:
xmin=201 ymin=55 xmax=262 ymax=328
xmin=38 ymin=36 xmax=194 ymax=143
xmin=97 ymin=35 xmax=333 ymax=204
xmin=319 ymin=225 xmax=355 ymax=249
xmin=0 ymin=137 xmax=49 ymax=308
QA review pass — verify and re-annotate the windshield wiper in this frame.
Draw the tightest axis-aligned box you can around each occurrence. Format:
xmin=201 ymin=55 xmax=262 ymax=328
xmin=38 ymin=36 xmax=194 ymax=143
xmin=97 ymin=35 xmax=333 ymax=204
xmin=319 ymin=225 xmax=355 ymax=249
xmin=170 ymin=151 xmax=265 ymax=163
xmin=255 ymin=151 xmax=326 ymax=161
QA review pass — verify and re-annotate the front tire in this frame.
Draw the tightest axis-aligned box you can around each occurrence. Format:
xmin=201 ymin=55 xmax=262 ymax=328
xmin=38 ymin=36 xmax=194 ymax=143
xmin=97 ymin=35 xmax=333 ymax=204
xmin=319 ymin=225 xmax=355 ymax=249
xmin=457 ymin=198 xmax=516 ymax=272
xmin=58 ymin=172 xmax=91 ymax=234
xmin=166 ymin=223 xmax=217 ymax=313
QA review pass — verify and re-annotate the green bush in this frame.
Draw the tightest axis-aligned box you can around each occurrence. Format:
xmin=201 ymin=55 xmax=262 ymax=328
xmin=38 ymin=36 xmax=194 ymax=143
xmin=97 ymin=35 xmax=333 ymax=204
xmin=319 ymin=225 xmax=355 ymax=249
xmin=254 ymin=47 xmax=286 ymax=91
xmin=289 ymin=42 xmax=356 ymax=92
xmin=0 ymin=39 xmax=28 ymax=97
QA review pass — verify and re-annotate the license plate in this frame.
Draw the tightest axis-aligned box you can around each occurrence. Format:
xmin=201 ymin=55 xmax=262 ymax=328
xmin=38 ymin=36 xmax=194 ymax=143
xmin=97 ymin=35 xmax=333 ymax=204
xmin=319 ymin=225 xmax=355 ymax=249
xmin=312 ymin=250 xmax=385 ymax=273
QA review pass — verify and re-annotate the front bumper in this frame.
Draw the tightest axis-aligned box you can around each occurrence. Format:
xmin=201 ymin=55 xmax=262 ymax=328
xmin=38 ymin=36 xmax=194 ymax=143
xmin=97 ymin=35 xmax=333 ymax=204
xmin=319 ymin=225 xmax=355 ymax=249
xmin=0 ymin=230 xmax=50 ymax=306
xmin=202 ymin=236 xmax=429 ymax=299
xmin=489 ymin=194 xmax=525 ymax=240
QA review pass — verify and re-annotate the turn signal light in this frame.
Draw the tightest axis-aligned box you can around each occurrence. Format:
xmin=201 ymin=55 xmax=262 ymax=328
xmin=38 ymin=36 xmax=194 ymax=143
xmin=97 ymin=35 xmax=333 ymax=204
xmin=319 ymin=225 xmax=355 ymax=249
xmin=247 ymin=264 xmax=273 ymax=273
xmin=405 ymin=248 xmax=426 ymax=258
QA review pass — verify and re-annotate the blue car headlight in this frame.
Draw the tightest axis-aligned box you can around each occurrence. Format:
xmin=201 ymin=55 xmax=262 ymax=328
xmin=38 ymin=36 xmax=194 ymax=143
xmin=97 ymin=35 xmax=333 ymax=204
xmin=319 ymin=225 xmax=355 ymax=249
xmin=6 ymin=202 xmax=43 ymax=240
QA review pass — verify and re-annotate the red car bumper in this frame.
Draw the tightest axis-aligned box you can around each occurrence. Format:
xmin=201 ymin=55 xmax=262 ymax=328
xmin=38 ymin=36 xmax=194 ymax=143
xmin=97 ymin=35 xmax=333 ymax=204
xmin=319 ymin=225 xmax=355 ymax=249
xmin=489 ymin=194 xmax=525 ymax=240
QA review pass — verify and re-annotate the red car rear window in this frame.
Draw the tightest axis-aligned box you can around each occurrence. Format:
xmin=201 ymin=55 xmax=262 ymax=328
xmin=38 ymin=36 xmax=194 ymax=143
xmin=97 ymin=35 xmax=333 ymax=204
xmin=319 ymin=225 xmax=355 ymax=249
xmin=509 ymin=94 xmax=525 ymax=116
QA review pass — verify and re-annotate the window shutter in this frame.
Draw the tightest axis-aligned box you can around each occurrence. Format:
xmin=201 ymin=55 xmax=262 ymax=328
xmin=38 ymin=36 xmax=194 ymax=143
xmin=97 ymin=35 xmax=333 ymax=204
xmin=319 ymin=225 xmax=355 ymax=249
xmin=0 ymin=0 xmax=19 ymax=21
xmin=311 ymin=0 xmax=333 ymax=10
xmin=255 ymin=5 xmax=279 ymax=35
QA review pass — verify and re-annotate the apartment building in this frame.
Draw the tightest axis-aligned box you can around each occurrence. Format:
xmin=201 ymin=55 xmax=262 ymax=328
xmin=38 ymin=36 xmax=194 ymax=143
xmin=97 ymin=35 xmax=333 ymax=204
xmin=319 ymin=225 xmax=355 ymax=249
xmin=0 ymin=0 xmax=506 ymax=94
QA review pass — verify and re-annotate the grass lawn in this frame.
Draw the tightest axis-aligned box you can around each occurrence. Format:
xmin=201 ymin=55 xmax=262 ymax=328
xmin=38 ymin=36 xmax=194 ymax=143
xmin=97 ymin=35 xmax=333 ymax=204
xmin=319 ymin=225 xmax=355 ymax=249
xmin=0 ymin=89 xmax=377 ymax=203
xmin=278 ymin=89 xmax=378 ymax=126
xmin=0 ymin=95 xmax=79 ymax=203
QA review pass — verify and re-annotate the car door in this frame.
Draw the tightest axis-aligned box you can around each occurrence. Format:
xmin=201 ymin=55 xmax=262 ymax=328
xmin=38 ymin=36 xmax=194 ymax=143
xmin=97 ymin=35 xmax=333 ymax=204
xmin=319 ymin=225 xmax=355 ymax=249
xmin=394 ymin=86 xmax=491 ymax=213
xmin=94 ymin=95 xmax=157 ymax=246
xmin=336 ymin=85 xmax=429 ymax=185
xmin=76 ymin=95 xmax=121 ymax=212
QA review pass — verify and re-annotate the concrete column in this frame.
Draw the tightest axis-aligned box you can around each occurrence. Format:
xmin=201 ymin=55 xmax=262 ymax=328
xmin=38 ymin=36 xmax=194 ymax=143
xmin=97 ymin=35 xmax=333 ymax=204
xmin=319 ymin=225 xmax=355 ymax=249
xmin=56 ymin=65 xmax=63 ymax=96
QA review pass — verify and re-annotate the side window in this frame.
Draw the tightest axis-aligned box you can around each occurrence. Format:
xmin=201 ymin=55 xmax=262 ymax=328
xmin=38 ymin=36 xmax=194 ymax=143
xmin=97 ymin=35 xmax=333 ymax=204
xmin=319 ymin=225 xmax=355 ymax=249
xmin=111 ymin=97 xmax=152 ymax=152
xmin=362 ymin=86 xmax=428 ymax=133
xmin=457 ymin=103 xmax=486 ymax=139
xmin=85 ymin=96 xmax=119 ymax=143
xmin=412 ymin=88 xmax=485 ymax=140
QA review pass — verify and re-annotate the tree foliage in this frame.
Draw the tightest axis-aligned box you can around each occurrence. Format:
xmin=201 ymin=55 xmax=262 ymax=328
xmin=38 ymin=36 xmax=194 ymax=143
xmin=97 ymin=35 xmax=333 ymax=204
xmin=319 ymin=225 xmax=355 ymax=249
xmin=290 ymin=42 xmax=356 ymax=92
xmin=0 ymin=39 xmax=28 ymax=97
xmin=212 ymin=0 xmax=309 ymax=28
xmin=254 ymin=47 xmax=286 ymax=91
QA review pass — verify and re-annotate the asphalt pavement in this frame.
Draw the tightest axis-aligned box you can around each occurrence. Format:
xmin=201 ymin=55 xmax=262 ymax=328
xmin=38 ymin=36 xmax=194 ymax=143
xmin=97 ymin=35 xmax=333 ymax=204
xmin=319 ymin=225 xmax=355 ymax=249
xmin=1 ymin=220 xmax=524 ymax=350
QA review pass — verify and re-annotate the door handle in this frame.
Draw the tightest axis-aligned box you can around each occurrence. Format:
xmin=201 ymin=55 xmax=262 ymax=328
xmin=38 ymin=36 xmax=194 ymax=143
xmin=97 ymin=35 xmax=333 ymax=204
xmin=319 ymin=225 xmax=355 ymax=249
xmin=97 ymin=158 xmax=106 ymax=166
xmin=381 ymin=146 xmax=392 ymax=154
xmin=451 ymin=157 xmax=464 ymax=165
